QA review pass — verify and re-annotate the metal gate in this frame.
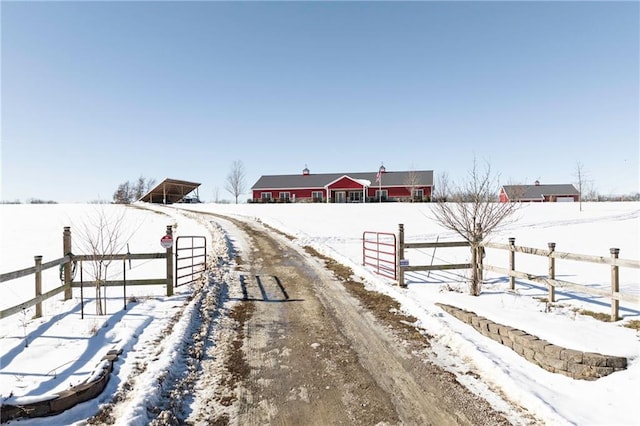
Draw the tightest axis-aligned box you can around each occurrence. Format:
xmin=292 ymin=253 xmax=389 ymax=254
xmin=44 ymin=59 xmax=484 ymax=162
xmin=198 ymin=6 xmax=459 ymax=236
xmin=175 ymin=236 xmax=207 ymax=287
xmin=362 ymin=231 xmax=396 ymax=280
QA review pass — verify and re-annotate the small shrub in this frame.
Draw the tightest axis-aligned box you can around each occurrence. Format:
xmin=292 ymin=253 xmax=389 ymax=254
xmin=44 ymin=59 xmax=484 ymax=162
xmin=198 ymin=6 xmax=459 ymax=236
xmin=440 ymin=283 xmax=464 ymax=293
xmin=578 ymin=309 xmax=612 ymax=322
xmin=88 ymin=321 xmax=101 ymax=336
xmin=623 ymin=320 xmax=640 ymax=331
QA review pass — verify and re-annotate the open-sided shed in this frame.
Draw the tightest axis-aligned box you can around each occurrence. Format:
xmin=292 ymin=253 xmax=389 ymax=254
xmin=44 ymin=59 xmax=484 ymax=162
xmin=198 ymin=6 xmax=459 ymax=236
xmin=138 ymin=178 xmax=201 ymax=204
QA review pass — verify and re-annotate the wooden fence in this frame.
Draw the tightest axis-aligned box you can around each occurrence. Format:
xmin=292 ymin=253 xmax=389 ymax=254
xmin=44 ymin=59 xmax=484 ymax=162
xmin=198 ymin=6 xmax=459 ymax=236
xmin=482 ymin=238 xmax=640 ymax=321
xmin=394 ymin=224 xmax=640 ymax=321
xmin=0 ymin=226 xmax=176 ymax=320
xmin=396 ymin=224 xmax=472 ymax=287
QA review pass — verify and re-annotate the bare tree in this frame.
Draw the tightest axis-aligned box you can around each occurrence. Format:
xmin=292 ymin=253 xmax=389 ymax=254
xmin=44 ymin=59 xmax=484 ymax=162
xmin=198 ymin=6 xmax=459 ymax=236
xmin=430 ymin=158 xmax=520 ymax=296
xmin=574 ymin=161 xmax=588 ymax=211
xmin=75 ymin=206 xmax=129 ymax=315
xmin=432 ymin=171 xmax=450 ymax=202
xmin=213 ymin=186 xmax=220 ymax=203
xmin=225 ymin=160 xmax=246 ymax=204
xmin=582 ymin=181 xmax=599 ymax=202
xmin=113 ymin=176 xmax=156 ymax=204
xmin=113 ymin=181 xmax=132 ymax=204
xmin=403 ymin=170 xmax=421 ymax=202
xmin=133 ymin=176 xmax=156 ymax=200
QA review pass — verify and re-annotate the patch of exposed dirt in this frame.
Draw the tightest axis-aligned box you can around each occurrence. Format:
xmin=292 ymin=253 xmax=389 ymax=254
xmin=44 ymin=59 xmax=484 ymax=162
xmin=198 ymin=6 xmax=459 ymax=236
xmin=220 ymin=301 xmax=253 ymax=394
xmin=303 ymin=245 xmax=429 ymax=348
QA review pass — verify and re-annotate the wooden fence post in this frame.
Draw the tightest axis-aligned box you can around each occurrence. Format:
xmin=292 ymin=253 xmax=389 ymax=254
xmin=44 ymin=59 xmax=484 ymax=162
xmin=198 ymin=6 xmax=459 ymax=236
xmin=610 ymin=248 xmax=620 ymax=321
xmin=397 ymin=224 xmax=405 ymax=287
xmin=63 ymin=226 xmax=72 ymax=300
xmin=477 ymin=223 xmax=484 ymax=285
xmin=35 ymin=256 xmax=43 ymax=318
xmin=548 ymin=242 xmax=556 ymax=302
xmin=166 ymin=225 xmax=174 ymax=296
xmin=508 ymin=237 xmax=516 ymax=290
xmin=123 ymin=258 xmax=127 ymax=311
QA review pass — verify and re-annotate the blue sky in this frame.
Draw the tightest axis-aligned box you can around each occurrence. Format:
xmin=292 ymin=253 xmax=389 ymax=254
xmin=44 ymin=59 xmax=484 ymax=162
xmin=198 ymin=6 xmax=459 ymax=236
xmin=1 ymin=1 xmax=638 ymax=203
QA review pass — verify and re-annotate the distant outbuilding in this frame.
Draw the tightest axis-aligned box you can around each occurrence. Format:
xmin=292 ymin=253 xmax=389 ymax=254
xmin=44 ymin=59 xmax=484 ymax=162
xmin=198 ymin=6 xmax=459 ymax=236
xmin=138 ymin=178 xmax=201 ymax=204
xmin=499 ymin=181 xmax=579 ymax=202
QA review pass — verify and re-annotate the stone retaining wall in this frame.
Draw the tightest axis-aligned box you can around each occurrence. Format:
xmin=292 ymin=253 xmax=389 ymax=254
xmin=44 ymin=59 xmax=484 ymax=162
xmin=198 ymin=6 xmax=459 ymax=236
xmin=436 ymin=303 xmax=627 ymax=380
xmin=0 ymin=348 xmax=122 ymax=423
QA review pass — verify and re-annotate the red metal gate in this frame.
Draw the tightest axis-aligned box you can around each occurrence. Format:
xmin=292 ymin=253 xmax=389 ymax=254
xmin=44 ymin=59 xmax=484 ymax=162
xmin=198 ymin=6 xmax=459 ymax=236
xmin=362 ymin=231 xmax=396 ymax=280
xmin=175 ymin=236 xmax=207 ymax=287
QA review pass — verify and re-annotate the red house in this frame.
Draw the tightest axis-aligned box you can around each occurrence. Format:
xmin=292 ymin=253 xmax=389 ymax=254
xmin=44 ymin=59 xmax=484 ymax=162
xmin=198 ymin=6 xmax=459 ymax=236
xmin=251 ymin=167 xmax=433 ymax=203
xmin=499 ymin=181 xmax=580 ymax=202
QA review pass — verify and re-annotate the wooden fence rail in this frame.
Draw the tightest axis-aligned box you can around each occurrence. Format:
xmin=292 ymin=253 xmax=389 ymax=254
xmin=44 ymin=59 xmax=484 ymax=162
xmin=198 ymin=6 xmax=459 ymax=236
xmin=485 ymin=242 xmax=640 ymax=268
xmin=393 ymin=224 xmax=640 ymax=321
xmin=0 ymin=226 xmax=175 ymax=320
xmin=0 ymin=255 xmax=72 ymax=283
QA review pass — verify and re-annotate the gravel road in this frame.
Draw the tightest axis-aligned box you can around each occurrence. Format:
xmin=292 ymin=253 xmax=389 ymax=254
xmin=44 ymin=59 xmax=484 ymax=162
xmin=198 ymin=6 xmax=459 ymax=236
xmin=186 ymin=213 xmax=516 ymax=426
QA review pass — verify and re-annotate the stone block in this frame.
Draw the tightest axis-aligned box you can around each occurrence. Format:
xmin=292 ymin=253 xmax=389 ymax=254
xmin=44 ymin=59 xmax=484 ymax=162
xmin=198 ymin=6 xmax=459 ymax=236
xmin=488 ymin=322 xmax=501 ymax=334
xmin=1 ymin=400 xmax=51 ymax=421
xmin=507 ymin=329 xmax=526 ymax=341
xmin=106 ymin=348 xmax=122 ymax=356
xmin=458 ymin=311 xmax=474 ymax=324
xmin=530 ymin=338 xmax=551 ymax=352
xmin=477 ymin=319 xmax=491 ymax=333
xmin=560 ymin=349 xmax=583 ymax=363
xmin=568 ymin=363 xmax=614 ymax=380
xmin=535 ymin=352 xmax=567 ymax=371
xmin=512 ymin=343 xmax=524 ymax=355
xmin=49 ymin=389 xmax=80 ymax=413
xmin=102 ymin=353 xmax=118 ymax=362
xmin=543 ymin=344 xmax=563 ymax=359
xmin=501 ymin=336 xmax=513 ymax=349
xmin=498 ymin=325 xmax=515 ymax=336
xmin=523 ymin=347 xmax=536 ymax=363
xmin=489 ymin=332 xmax=502 ymax=343
xmin=583 ymin=352 xmax=607 ymax=367
xmin=606 ymin=356 xmax=627 ymax=369
xmin=512 ymin=333 xmax=537 ymax=348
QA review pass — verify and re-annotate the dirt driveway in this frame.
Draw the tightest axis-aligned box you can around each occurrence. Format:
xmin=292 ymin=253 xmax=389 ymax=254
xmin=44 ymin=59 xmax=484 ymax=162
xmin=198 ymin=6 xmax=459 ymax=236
xmin=192 ymin=215 xmax=515 ymax=426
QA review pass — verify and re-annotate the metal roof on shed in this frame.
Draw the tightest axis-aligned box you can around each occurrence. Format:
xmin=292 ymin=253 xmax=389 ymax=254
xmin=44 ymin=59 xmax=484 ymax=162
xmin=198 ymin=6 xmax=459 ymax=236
xmin=138 ymin=178 xmax=201 ymax=204
xmin=502 ymin=184 xmax=579 ymax=200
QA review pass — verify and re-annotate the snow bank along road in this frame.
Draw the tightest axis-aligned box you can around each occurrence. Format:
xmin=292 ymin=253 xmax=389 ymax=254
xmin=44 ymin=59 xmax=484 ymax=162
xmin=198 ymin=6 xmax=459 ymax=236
xmin=84 ymin=208 xmax=531 ymax=425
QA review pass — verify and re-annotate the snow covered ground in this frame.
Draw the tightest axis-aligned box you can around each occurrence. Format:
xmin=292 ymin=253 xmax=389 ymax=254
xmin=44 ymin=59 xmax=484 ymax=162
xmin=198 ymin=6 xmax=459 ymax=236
xmin=1 ymin=201 xmax=639 ymax=425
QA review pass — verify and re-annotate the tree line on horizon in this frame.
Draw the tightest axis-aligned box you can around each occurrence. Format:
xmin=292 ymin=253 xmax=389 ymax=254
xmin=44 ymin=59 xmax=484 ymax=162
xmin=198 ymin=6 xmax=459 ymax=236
xmin=2 ymin=160 xmax=638 ymax=204
xmin=112 ymin=176 xmax=157 ymax=204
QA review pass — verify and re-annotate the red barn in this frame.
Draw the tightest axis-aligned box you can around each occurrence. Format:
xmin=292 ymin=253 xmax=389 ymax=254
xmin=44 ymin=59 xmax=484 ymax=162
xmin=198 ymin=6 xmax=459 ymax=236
xmin=251 ymin=167 xmax=433 ymax=203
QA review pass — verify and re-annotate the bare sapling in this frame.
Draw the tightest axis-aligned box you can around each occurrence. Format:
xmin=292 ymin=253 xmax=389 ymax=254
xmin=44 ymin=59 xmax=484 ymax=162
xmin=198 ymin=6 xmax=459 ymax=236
xmin=20 ymin=308 xmax=30 ymax=347
xmin=431 ymin=158 xmax=520 ymax=296
xmin=75 ymin=205 xmax=130 ymax=315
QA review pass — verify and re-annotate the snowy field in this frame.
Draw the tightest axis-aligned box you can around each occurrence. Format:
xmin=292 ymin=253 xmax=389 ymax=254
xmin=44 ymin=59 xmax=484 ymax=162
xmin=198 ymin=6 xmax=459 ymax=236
xmin=1 ymin=201 xmax=639 ymax=425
